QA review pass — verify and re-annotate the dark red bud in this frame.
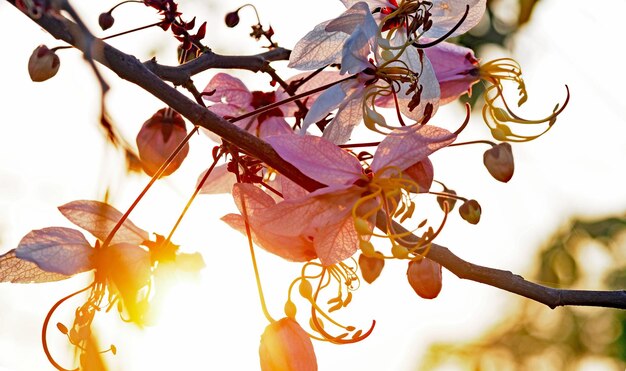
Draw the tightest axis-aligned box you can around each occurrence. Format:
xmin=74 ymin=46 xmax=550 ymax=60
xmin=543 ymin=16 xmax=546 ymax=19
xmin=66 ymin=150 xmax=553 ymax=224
xmin=98 ymin=12 xmax=114 ymax=31
xmin=225 ymin=11 xmax=240 ymax=28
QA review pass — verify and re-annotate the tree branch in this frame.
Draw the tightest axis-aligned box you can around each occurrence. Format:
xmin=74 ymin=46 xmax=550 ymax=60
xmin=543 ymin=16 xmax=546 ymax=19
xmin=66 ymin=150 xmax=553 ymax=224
xmin=144 ymin=47 xmax=291 ymax=86
xmin=8 ymin=1 xmax=626 ymax=311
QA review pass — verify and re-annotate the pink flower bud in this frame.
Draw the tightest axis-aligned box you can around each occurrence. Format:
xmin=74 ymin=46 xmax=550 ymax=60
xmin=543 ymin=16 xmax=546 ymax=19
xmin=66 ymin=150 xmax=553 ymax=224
xmin=225 ymin=11 xmax=240 ymax=28
xmin=359 ymin=253 xmax=385 ymax=284
xmin=28 ymin=45 xmax=60 ymax=82
xmin=259 ymin=318 xmax=318 ymax=371
xmin=98 ymin=12 xmax=115 ymax=31
xmin=407 ymin=259 xmax=442 ymax=299
xmin=459 ymin=199 xmax=481 ymax=224
xmin=483 ymin=142 xmax=514 ymax=182
xmin=136 ymin=108 xmax=189 ymax=178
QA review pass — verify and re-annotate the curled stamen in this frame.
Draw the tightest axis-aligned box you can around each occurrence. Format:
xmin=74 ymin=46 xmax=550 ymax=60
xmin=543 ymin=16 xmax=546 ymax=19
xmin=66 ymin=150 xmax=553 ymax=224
xmin=479 ymin=58 xmax=570 ymax=142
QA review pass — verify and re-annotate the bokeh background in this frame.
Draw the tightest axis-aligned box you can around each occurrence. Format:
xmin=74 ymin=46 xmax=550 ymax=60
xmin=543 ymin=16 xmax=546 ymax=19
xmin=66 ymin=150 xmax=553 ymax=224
xmin=1 ymin=0 xmax=626 ymax=370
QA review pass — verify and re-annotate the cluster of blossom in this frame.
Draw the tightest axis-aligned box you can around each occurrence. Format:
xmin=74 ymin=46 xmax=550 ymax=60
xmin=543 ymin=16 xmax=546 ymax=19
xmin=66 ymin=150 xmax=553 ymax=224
xmin=4 ymin=0 xmax=569 ymax=369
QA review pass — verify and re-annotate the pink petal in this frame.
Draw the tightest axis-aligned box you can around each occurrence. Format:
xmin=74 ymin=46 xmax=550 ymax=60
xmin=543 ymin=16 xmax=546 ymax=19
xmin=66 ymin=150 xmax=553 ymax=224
xmin=223 ymin=213 xmax=317 ymax=262
xmin=424 ymin=41 xmax=480 ymax=104
xmin=226 ymin=184 xmax=317 ymax=262
xmin=203 ymin=73 xmax=253 ymax=106
xmin=259 ymin=186 xmax=358 ymax=237
xmin=266 ymin=135 xmax=363 ymax=185
xmin=371 ymin=125 xmax=456 ymax=173
xmin=258 ymin=117 xmax=293 ymax=139
xmin=198 ymin=164 xmax=236 ymax=194
xmin=314 ymin=214 xmax=359 ymax=266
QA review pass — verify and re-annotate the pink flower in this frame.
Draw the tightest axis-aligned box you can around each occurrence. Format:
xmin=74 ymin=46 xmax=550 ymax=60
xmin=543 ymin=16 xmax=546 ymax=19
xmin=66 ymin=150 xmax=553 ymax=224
xmin=202 ymin=73 xmax=294 ymax=140
xmin=237 ymin=125 xmax=456 ymax=266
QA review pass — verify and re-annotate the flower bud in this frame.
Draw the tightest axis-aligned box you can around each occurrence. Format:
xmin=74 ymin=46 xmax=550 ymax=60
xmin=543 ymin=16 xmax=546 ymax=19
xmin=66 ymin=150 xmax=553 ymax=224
xmin=259 ymin=318 xmax=317 ymax=371
xmin=407 ymin=259 xmax=442 ymax=299
xmin=136 ymin=108 xmax=189 ymax=178
xmin=436 ymin=188 xmax=457 ymax=211
xmin=483 ymin=142 xmax=514 ymax=182
xmin=225 ymin=11 xmax=240 ymax=28
xmin=28 ymin=45 xmax=60 ymax=82
xmin=358 ymin=253 xmax=384 ymax=284
xmin=459 ymin=199 xmax=481 ymax=224
xmin=98 ymin=12 xmax=115 ymax=31
xmin=404 ymin=158 xmax=434 ymax=193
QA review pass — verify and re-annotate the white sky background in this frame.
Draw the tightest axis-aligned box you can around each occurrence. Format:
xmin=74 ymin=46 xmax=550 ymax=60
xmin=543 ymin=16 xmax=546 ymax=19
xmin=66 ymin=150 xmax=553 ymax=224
xmin=1 ymin=0 xmax=626 ymax=370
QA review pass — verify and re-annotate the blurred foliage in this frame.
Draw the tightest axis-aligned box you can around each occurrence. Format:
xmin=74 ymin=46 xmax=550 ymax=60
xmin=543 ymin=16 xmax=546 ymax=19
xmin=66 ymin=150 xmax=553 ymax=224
xmin=457 ymin=0 xmax=541 ymax=107
xmin=421 ymin=214 xmax=626 ymax=370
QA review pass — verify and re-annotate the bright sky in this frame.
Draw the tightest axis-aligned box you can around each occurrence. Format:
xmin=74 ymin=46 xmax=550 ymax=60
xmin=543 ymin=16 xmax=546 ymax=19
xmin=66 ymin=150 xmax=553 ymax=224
xmin=1 ymin=0 xmax=626 ymax=370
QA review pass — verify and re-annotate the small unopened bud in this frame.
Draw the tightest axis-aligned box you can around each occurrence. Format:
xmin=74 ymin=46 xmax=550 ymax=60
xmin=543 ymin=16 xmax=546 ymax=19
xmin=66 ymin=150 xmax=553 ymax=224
xmin=436 ymin=188 xmax=457 ymax=211
xmin=259 ymin=318 xmax=317 ymax=371
xmin=224 ymin=11 xmax=240 ymax=28
xmin=28 ymin=45 xmax=60 ymax=82
xmin=407 ymin=259 xmax=442 ymax=299
xmin=98 ymin=12 xmax=115 ymax=31
xmin=459 ymin=199 xmax=481 ymax=224
xmin=483 ymin=142 xmax=514 ymax=182
xmin=359 ymin=253 xmax=384 ymax=284
xmin=136 ymin=108 xmax=190 ymax=178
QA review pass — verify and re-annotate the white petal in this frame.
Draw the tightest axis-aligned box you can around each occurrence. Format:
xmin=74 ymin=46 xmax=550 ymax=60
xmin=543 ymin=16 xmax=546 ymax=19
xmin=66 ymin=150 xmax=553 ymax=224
xmin=422 ymin=0 xmax=486 ymax=39
xmin=289 ymin=20 xmax=348 ymax=71
xmin=301 ymin=83 xmax=348 ymax=133
xmin=322 ymin=88 xmax=366 ymax=144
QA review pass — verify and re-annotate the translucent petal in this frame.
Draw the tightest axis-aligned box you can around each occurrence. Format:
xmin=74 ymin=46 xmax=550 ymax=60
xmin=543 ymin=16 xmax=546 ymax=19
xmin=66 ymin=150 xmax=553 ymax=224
xmin=288 ymin=20 xmax=348 ymax=71
xmin=266 ymin=134 xmax=363 ymax=185
xmin=202 ymin=73 xmax=252 ymax=106
xmin=314 ymin=215 xmax=359 ymax=266
xmin=15 ymin=227 xmax=93 ymax=276
xmin=0 ymin=248 xmax=70 ymax=283
xmin=371 ymin=125 xmax=456 ymax=172
xmin=322 ymin=88 xmax=366 ymax=144
xmin=422 ymin=0 xmax=486 ymax=39
xmin=197 ymin=164 xmax=236 ymax=195
xmin=58 ymin=200 xmax=149 ymax=245
xmin=301 ymin=83 xmax=348 ymax=133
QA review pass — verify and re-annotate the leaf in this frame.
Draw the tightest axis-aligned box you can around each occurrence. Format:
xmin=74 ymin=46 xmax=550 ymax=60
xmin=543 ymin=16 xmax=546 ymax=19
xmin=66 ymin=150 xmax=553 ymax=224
xmin=58 ymin=200 xmax=149 ymax=245
xmin=15 ymin=227 xmax=94 ymax=276
xmin=0 ymin=249 xmax=69 ymax=283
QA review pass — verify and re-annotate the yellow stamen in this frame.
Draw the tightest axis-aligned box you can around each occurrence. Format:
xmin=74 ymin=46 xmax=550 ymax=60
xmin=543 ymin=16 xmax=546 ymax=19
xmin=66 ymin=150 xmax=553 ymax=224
xmin=480 ymin=58 xmax=570 ymax=142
